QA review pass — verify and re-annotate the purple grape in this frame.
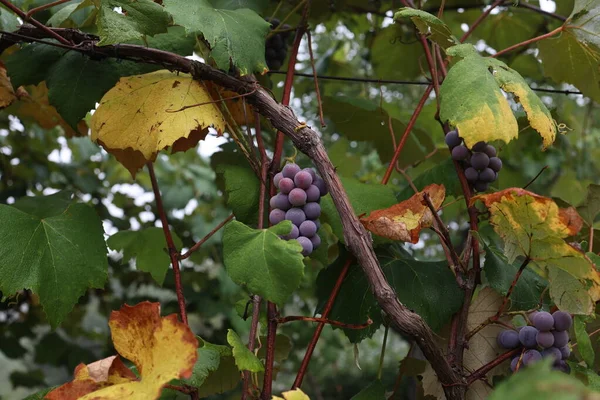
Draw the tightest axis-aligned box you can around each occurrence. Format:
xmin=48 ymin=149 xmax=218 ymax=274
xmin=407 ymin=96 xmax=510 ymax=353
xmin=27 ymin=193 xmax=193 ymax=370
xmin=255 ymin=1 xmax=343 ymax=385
xmin=314 ymin=219 xmax=321 ymax=230
xmin=529 ymin=311 xmax=539 ymax=322
xmin=553 ymin=330 xmax=569 ymax=347
xmin=541 ymin=347 xmax=562 ymax=361
xmin=536 ymin=331 xmax=554 ymax=348
xmin=299 ymin=220 xmax=317 ymax=237
xmin=552 ymin=311 xmax=572 ymax=331
xmin=303 ymin=202 xmax=321 ymax=219
xmin=314 ymin=177 xmax=328 ymax=196
xmin=522 ymin=349 xmax=542 ymax=366
xmin=270 ymin=193 xmax=291 ymax=211
xmin=282 ymin=163 xmax=301 ymax=178
xmin=282 ymin=224 xmax=299 ymax=240
xmin=472 ymin=141 xmax=487 ymax=152
xmin=483 ymin=144 xmax=497 ymax=157
xmin=559 ymin=345 xmax=571 ymax=360
xmin=497 ymin=330 xmax=520 ymax=349
xmin=465 ymin=167 xmax=478 ymax=183
xmin=289 ymin=188 xmax=307 ymax=206
xmin=285 ymin=208 xmax=306 ymax=226
xmin=451 ymin=145 xmax=469 ymax=161
xmin=479 ymin=168 xmax=496 ymax=183
xmin=294 ymin=170 xmax=313 ymax=189
xmin=310 ymin=233 xmax=321 ymax=249
xmin=269 ymin=209 xmax=286 ymax=225
xmin=510 ymin=356 xmax=521 ymax=372
xmin=489 ymin=157 xmax=503 ymax=172
xmin=302 ymin=168 xmax=317 ymax=180
xmin=305 ymin=185 xmax=321 ymax=202
xmin=470 ymin=152 xmax=490 ymax=170
xmin=445 ymin=130 xmax=461 ymax=148
xmin=279 ymin=177 xmax=295 ymax=194
xmin=533 ymin=311 xmax=554 ymax=331
xmin=519 ymin=326 xmax=539 ymax=348
xmin=473 ymin=181 xmax=489 ymax=192
xmin=554 ymin=360 xmax=571 ymax=373
xmin=296 ymin=236 xmax=313 ymax=256
xmin=274 ymin=172 xmax=284 ymax=188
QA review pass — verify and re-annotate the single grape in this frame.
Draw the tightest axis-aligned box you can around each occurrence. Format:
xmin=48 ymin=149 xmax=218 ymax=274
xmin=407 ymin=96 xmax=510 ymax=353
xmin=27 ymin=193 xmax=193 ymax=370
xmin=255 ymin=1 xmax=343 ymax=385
xmin=541 ymin=347 xmax=562 ymax=361
xmin=497 ymin=330 xmax=520 ymax=349
xmin=269 ymin=60 xmax=282 ymax=70
xmin=552 ymin=311 xmax=573 ymax=331
xmin=536 ymin=331 xmax=555 ymax=348
xmin=465 ymin=167 xmax=479 ymax=183
xmin=553 ymin=330 xmax=569 ymax=347
xmin=554 ymin=360 xmax=571 ymax=373
xmin=274 ymin=172 xmax=284 ymax=188
xmin=270 ymin=193 xmax=291 ymax=211
xmin=522 ymin=349 xmax=542 ymax=366
xmin=451 ymin=145 xmax=469 ymax=161
xmin=470 ymin=152 xmax=490 ymax=170
xmin=472 ymin=141 xmax=488 ymax=152
xmin=519 ymin=326 xmax=539 ymax=348
xmin=279 ymin=177 xmax=295 ymax=194
xmin=310 ymin=233 xmax=321 ymax=249
xmin=483 ymin=144 xmax=497 ymax=158
xmin=489 ymin=157 xmax=503 ymax=172
xmin=294 ymin=170 xmax=313 ymax=189
xmin=305 ymin=185 xmax=321 ymax=202
xmin=510 ymin=356 xmax=521 ymax=372
xmin=299 ymin=220 xmax=317 ymax=237
xmin=559 ymin=345 xmax=571 ymax=360
xmin=282 ymin=163 xmax=301 ymax=179
xmin=270 ymin=34 xmax=284 ymax=49
xmin=479 ymin=168 xmax=496 ymax=183
xmin=285 ymin=208 xmax=306 ymax=226
xmin=445 ymin=130 xmax=461 ymax=148
xmin=266 ymin=47 xmax=277 ymax=59
xmin=282 ymin=224 xmax=299 ymax=240
xmin=296 ymin=236 xmax=313 ymax=256
xmin=302 ymin=168 xmax=317 ymax=181
xmin=303 ymin=202 xmax=321 ymax=219
xmin=533 ymin=311 xmax=554 ymax=331
xmin=473 ymin=181 xmax=489 ymax=192
xmin=314 ymin=176 xmax=328 ymax=196
xmin=269 ymin=209 xmax=286 ymax=225
xmin=289 ymin=188 xmax=307 ymax=206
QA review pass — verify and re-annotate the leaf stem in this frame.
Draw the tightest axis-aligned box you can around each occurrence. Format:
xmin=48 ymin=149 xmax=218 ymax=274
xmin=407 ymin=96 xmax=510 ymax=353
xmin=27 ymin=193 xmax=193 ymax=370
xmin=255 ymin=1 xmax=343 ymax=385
xmin=179 ymin=214 xmax=233 ymax=260
xmin=306 ymin=30 xmax=326 ymax=128
xmin=0 ymin=0 xmax=72 ymax=45
xmin=460 ymin=0 xmax=506 ymax=42
xmin=25 ymin=0 xmax=71 ymax=19
xmin=377 ymin=324 xmax=390 ymax=380
xmin=492 ymin=26 xmax=564 ymax=58
xmin=466 ymin=348 xmax=521 ymax=385
xmin=278 ymin=315 xmax=372 ymax=330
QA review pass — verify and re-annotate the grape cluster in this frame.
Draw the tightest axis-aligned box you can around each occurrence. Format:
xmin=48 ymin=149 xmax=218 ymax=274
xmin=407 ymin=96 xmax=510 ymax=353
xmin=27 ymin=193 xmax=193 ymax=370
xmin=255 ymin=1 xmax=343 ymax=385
xmin=445 ymin=129 xmax=503 ymax=192
xmin=269 ymin=163 xmax=328 ymax=256
xmin=497 ymin=311 xmax=572 ymax=373
xmin=265 ymin=18 xmax=291 ymax=70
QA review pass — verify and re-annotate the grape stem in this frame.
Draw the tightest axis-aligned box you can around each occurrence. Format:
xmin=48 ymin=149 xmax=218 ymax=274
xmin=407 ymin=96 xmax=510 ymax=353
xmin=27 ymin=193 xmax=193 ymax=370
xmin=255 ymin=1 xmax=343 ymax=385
xmin=179 ymin=214 xmax=234 ymax=260
xmin=466 ymin=348 xmax=521 ymax=385
xmin=277 ymin=315 xmax=373 ymax=330
xmin=492 ymin=26 xmax=564 ymax=59
xmin=523 ymin=165 xmax=549 ymax=189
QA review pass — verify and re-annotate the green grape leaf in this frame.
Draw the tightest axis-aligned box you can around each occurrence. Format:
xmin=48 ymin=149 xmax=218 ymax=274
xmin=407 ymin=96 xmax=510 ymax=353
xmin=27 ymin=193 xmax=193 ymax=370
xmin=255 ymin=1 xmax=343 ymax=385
xmin=0 ymin=191 xmax=108 ymax=327
xmin=212 ymin=0 xmax=267 ymax=12
xmin=371 ymin=25 xmax=424 ymax=81
xmin=227 ymin=329 xmax=264 ymax=372
xmin=394 ymin=8 xmax=458 ymax=49
xmin=320 ymin=176 xmax=398 ymax=245
xmin=350 ymin=380 xmax=386 ymax=399
xmin=569 ymin=362 xmax=600 ymax=391
xmin=183 ymin=337 xmax=236 ymax=393
xmin=163 ymin=0 xmax=270 ymax=74
xmin=196 ymin=356 xmax=239 ymax=397
xmin=47 ymin=0 xmax=90 ymax=27
xmin=256 ymin=334 xmax=292 ymax=363
xmin=97 ymin=0 xmax=170 ymax=46
xmin=577 ymin=184 xmax=600 ymax=225
xmin=0 ymin=5 xmax=19 ymax=31
xmin=575 ymin=315 xmax=595 ymax=367
xmin=488 ymin=359 xmax=593 ymax=400
xmin=440 ymin=44 xmax=556 ymax=149
xmin=23 ymin=387 xmax=58 ymax=400
xmin=183 ymin=346 xmax=221 ymax=387
xmin=222 ymin=220 xmax=304 ymax=305
xmin=548 ymin=266 xmax=594 ymax=315
xmin=568 ymin=0 xmax=600 ymax=47
xmin=475 ymin=9 xmax=544 ymax=52
xmin=106 ymin=227 xmax=183 ymax=285
xmin=397 ymin=158 xmax=462 ymax=201
xmin=483 ymin=243 xmax=547 ymax=311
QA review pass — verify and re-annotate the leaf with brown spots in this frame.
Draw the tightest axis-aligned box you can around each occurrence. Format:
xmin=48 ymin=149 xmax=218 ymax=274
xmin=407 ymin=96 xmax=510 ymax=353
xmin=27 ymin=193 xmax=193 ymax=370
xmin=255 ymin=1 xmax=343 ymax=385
xmin=46 ymin=302 xmax=198 ymax=400
xmin=91 ymin=70 xmax=226 ymax=177
xmin=0 ymin=62 xmax=16 ymax=109
xmin=360 ymin=184 xmax=445 ymax=243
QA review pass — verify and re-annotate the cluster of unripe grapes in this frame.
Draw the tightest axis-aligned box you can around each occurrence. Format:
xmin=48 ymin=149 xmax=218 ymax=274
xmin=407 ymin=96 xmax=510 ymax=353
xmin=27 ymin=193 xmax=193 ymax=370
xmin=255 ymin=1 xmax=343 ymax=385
xmin=269 ymin=163 xmax=328 ymax=256
xmin=445 ymin=129 xmax=503 ymax=192
xmin=497 ymin=311 xmax=572 ymax=373
xmin=265 ymin=18 xmax=292 ymax=70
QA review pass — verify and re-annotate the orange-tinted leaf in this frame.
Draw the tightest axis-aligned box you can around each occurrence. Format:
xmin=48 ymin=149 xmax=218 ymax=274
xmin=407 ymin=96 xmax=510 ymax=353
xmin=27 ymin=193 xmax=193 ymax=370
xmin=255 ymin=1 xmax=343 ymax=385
xmin=46 ymin=302 xmax=198 ymax=400
xmin=206 ymin=81 xmax=254 ymax=126
xmin=0 ymin=62 xmax=16 ymax=109
xmin=360 ymin=184 xmax=445 ymax=243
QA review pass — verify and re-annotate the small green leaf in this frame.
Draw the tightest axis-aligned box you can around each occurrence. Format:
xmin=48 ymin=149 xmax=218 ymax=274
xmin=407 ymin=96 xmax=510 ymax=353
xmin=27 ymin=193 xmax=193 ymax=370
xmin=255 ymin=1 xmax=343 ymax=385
xmin=163 ymin=0 xmax=270 ymax=74
xmin=227 ymin=329 xmax=264 ymax=372
xmin=350 ymin=380 xmax=386 ymax=399
xmin=47 ymin=1 xmax=88 ymax=27
xmin=0 ymin=191 xmax=108 ymax=327
xmin=196 ymin=355 xmax=239 ymax=397
xmin=107 ymin=227 xmax=183 ymax=285
xmin=394 ymin=8 xmax=458 ymax=49
xmin=0 ymin=5 xmax=19 ymax=31
xmin=569 ymin=362 xmax=600 ymax=391
xmin=183 ymin=342 xmax=222 ymax=388
xmin=222 ymin=220 xmax=304 ymax=305
xmin=548 ymin=266 xmax=593 ymax=315
xmin=574 ymin=315 xmax=595 ymax=368
xmin=212 ymin=0 xmax=267 ymax=12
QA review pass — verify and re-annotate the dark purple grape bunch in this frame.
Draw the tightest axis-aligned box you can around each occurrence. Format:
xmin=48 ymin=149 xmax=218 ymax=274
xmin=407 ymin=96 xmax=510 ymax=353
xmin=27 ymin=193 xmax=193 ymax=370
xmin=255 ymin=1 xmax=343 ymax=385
xmin=265 ymin=18 xmax=292 ymax=71
xmin=445 ymin=129 xmax=503 ymax=192
xmin=497 ymin=311 xmax=572 ymax=374
xmin=269 ymin=163 xmax=328 ymax=256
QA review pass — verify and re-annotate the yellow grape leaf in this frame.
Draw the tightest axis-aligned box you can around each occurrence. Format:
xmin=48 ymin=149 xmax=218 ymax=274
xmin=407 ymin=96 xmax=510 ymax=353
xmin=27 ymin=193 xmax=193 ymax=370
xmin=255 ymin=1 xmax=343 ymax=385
xmin=0 ymin=62 xmax=16 ymax=109
xmin=91 ymin=70 xmax=226 ymax=177
xmin=360 ymin=184 xmax=445 ymax=243
xmin=46 ymin=302 xmax=198 ymax=400
xmin=206 ymin=81 xmax=254 ymax=126
xmin=272 ymin=388 xmax=311 ymax=400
